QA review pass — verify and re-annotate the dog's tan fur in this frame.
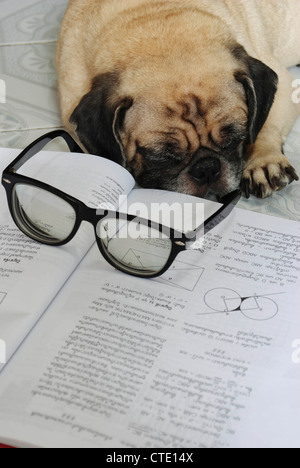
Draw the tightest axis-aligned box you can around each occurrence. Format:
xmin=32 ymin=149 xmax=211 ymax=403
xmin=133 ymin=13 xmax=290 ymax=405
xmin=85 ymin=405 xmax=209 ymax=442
xmin=57 ymin=0 xmax=300 ymax=199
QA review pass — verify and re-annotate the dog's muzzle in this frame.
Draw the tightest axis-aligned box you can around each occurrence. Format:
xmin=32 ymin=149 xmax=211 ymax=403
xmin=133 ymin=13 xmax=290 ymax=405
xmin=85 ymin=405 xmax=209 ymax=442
xmin=189 ymin=156 xmax=221 ymax=185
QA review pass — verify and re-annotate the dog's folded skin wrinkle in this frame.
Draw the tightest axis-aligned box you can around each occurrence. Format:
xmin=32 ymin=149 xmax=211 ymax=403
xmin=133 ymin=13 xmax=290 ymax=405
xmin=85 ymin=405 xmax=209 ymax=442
xmin=57 ymin=0 xmax=300 ymax=200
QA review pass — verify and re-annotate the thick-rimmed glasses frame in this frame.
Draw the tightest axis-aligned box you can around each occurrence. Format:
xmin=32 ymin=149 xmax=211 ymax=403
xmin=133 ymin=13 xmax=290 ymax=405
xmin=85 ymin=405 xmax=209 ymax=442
xmin=2 ymin=130 xmax=241 ymax=278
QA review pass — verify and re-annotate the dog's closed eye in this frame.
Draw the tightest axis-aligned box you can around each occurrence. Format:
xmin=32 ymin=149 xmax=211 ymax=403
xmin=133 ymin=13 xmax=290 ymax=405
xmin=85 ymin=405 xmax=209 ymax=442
xmin=209 ymin=124 xmax=247 ymax=150
xmin=137 ymin=144 xmax=185 ymax=167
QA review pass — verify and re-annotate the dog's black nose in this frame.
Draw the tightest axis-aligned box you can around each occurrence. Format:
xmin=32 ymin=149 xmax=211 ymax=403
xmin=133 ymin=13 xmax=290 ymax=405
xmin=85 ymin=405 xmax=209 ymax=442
xmin=189 ymin=157 xmax=221 ymax=185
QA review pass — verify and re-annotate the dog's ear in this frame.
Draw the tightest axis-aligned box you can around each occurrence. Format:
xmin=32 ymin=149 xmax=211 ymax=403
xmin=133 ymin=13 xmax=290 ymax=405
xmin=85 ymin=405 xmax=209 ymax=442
xmin=70 ymin=72 xmax=133 ymax=165
xmin=234 ymin=48 xmax=278 ymax=144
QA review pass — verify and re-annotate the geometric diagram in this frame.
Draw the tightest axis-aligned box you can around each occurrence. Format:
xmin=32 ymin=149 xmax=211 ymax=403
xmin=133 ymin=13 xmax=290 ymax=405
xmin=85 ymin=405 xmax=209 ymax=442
xmin=121 ymin=248 xmax=204 ymax=292
xmin=154 ymin=260 xmax=205 ymax=292
xmin=200 ymin=288 xmax=284 ymax=321
xmin=0 ymin=292 xmax=7 ymax=306
xmin=121 ymin=247 xmax=167 ymax=272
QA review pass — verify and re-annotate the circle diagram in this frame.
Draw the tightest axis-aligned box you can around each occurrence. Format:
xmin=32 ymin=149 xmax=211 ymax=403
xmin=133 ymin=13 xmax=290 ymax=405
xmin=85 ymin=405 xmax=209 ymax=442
xmin=204 ymin=288 xmax=242 ymax=313
xmin=240 ymin=296 xmax=278 ymax=321
xmin=203 ymin=288 xmax=279 ymax=321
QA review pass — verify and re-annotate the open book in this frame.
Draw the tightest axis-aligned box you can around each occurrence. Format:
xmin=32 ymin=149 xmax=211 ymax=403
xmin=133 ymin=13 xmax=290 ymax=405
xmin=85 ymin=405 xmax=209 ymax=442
xmin=0 ymin=147 xmax=299 ymax=448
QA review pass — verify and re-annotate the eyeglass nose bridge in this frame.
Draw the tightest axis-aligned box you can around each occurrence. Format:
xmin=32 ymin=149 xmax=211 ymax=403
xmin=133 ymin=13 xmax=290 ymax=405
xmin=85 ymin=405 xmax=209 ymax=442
xmin=78 ymin=204 xmax=107 ymax=227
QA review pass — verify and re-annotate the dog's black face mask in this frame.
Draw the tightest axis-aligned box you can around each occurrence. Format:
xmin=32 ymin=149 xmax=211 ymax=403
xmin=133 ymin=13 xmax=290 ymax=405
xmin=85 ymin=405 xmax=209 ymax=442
xmin=70 ymin=47 xmax=278 ymax=199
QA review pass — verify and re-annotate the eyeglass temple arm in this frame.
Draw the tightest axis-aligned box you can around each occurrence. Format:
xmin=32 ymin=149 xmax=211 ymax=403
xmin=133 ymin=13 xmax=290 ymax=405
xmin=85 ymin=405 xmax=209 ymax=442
xmin=185 ymin=189 xmax=241 ymax=248
xmin=204 ymin=189 xmax=241 ymax=235
xmin=6 ymin=130 xmax=84 ymax=173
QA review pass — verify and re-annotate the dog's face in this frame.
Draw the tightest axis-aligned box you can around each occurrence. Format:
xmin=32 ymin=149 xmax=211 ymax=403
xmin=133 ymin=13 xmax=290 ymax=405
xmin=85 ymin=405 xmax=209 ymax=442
xmin=70 ymin=43 xmax=278 ymax=198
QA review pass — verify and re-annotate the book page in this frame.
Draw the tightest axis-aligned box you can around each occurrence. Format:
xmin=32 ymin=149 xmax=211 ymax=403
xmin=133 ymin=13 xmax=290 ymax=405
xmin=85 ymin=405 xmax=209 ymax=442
xmin=0 ymin=206 xmax=299 ymax=448
xmin=0 ymin=148 xmax=135 ymax=370
xmin=18 ymin=149 xmax=135 ymax=209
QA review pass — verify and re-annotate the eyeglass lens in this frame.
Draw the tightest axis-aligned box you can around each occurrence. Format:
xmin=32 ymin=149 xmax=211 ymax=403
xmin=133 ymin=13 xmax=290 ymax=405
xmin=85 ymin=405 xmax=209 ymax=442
xmin=97 ymin=217 xmax=173 ymax=276
xmin=12 ymin=184 xmax=77 ymax=244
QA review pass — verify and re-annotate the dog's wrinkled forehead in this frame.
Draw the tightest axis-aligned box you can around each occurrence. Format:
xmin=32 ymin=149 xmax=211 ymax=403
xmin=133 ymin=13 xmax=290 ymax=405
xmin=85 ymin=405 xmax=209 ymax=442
xmin=119 ymin=81 xmax=248 ymax=164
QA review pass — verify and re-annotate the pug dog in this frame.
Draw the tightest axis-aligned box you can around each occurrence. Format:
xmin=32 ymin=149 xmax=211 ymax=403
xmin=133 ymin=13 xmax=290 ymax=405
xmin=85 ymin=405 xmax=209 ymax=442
xmin=56 ymin=0 xmax=300 ymax=199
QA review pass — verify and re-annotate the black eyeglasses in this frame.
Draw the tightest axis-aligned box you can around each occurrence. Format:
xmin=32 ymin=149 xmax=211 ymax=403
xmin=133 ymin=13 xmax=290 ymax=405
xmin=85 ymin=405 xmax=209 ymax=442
xmin=2 ymin=130 xmax=241 ymax=278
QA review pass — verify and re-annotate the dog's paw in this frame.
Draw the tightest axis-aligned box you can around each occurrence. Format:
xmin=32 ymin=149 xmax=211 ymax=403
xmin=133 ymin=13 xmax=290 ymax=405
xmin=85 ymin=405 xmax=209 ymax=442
xmin=241 ymin=154 xmax=299 ymax=199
